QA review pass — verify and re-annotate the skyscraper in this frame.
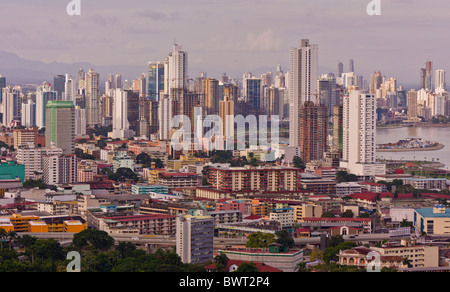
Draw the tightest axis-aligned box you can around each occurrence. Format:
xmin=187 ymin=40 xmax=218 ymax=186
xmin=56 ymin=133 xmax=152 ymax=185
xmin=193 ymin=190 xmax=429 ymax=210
xmin=245 ymin=77 xmax=262 ymax=110
xmin=407 ymin=89 xmax=418 ymax=121
xmin=318 ymin=73 xmax=338 ymax=120
xmin=110 ymin=89 xmax=135 ymax=139
xmin=148 ymin=61 xmax=165 ymax=101
xmin=85 ymin=69 xmax=100 ymax=126
xmin=337 ymin=61 xmax=344 ymax=78
xmin=45 ymin=100 xmax=75 ymax=155
xmin=299 ymin=101 xmax=328 ymax=163
xmin=75 ymin=106 xmax=86 ymax=136
xmin=64 ymin=74 xmax=75 ymax=102
xmin=340 ymin=89 xmax=385 ymax=178
xmin=115 ymin=73 xmax=122 ymax=90
xmin=289 ymin=39 xmax=319 ymax=147
xmin=435 ymin=69 xmax=446 ymax=91
xmin=53 ymin=75 xmax=66 ymax=100
xmin=21 ymin=99 xmax=36 ymax=128
xmin=369 ymin=71 xmax=382 ymax=95
xmin=202 ymin=78 xmax=220 ymax=115
xmin=1 ymin=86 xmax=22 ymax=127
xmin=176 ymin=215 xmax=214 ymax=265
xmin=0 ymin=75 xmax=5 ymax=102
xmin=349 ymin=59 xmax=354 ymax=73
xmin=167 ymin=44 xmax=188 ymax=95
xmin=425 ymin=59 xmax=433 ymax=92
xmin=36 ymin=82 xmax=57 ymax=129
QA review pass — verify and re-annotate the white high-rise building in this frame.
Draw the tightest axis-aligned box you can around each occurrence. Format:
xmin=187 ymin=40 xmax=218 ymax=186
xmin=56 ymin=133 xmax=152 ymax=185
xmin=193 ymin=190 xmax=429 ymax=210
xmin=158 ymin=94 xmax=172 ymax=140
xmin=176 ymin=215 xmax=214 ymax=265
xmin=1 ymin=86 xmax=22 ymax=127
xmin=167 ymin=44 xmax=188 ymax=95
xmin=340 ymin=89 xmax=386 ymax=178
xmin=85 ymin=69 xmax=101 ymax=126
xmin=75 ymin=106 xmax=86 ymax=136
xmin=109 ymin=89 xmax=134 ymax=139
xmin=35 ymin=82 xmax=56 ymax=129
xmin=64 ymin=74 xmax=75 ymax=102
xmin=289 ymin=39 xmax=319 ymax=147
xmin=435 ymin=69 xmax=446 ymax=92
xmin=21 ymin=99 xmax=36 ymax=127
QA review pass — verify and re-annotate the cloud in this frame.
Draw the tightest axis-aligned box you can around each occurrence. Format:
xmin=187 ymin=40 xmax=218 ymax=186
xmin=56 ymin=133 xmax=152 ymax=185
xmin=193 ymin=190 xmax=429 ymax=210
xmin=246 ymin=30 xmax=283 ymax=52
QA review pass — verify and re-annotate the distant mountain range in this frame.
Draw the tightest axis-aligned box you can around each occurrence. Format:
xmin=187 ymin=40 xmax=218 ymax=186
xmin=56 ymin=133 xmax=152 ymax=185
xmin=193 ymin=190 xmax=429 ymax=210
xmin=0 ymin=50 xmax=146 ymax=85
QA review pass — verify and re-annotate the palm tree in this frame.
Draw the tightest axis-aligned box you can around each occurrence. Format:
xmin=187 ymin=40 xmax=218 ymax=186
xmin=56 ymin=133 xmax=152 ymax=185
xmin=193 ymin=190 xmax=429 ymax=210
xmin=214 ymin=252 xmax=230 ymax=272
xmin=0 ymin=228 xmax=7 ymax=251
xmin=402 ymin=256 xmax=413 ymax=268
xmin=7 ymin=230 xmax=17 ymax=250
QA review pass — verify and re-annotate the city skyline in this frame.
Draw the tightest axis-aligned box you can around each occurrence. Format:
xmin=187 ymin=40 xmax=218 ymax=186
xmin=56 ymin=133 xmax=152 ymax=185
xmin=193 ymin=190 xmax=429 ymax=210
xmin=1 ymin=1 xmax=450 ymax=87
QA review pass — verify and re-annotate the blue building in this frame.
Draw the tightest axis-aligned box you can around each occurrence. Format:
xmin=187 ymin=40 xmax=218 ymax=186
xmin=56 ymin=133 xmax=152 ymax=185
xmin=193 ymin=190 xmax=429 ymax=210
xmin=148 ymin=62 xmax=165 ymax=101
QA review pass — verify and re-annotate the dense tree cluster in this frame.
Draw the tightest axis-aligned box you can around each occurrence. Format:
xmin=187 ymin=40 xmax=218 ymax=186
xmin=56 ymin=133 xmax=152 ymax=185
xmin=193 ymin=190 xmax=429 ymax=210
xmin=0 ymin=229 xmax=206 ymax=272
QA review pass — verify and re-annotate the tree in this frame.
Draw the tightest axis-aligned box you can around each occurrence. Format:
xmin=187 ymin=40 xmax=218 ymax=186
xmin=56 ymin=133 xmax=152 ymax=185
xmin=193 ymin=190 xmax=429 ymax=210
xmin=309 ymin=247 xmax=324 ymax=262
xmin=214 ymin=252 xmax=229 ymax=272
xmin=321 ymin=211 xmax=336 ymax=218
xmin=275 ymin=230 xmax=294 ymax=248
xmin=73 ymin=229 xmax=115 ymax=252
xmin=136 ymin=153 xmax=152 ymax=165
xmin=0 ymin=228 xmax=7 ymax=251
xmin=295 ymin=262 xmax=311 ymax=272
xmin=7 ymin=231 xmax=17 ymax=250
xmin=403 ymin=256 xmax=413 ymax=268
xmin=234 ymin=262 xmax=259 ymax=273
xmin=293 ymin=156 xmax=305 ymax=170
xmin=341 ymin=210 xmax=354 ymax=218
xmin=246 ymin=232 xmax=276 ymax=248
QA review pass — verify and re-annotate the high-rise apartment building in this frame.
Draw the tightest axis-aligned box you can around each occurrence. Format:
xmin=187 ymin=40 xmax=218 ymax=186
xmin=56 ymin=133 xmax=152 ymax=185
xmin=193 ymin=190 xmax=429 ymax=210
xmin=148 ymin=61 xmax=165 ymax=101
xmin=435 ymin=69 xmax=446 ymax=91
xmin=369 ymin=71 xmax=383 ymax=95
xmin=245 ymin=77 xmax=262 ymax=110
xmin=35 ymin=82 xmax=57 ymax=129
xmin=1 ymin=86 xmax=22 ymax=127
xmin=299 ymin=101 xmax=328 ymax=163
xmin=64 ymin=74 xmax=75 ymax=102
xmin=318 ymin=73 xmax=338 ymax=120
xmin=289 ymin=39 xmax=319 ymax=147
xmin=43 ymin=154 xmax=77 ymax=186
xmin=45 ymin=101 xmax=75 ymax=155
xmin=167 ymin=44 xmax=188 ymax=95
xmin=85 ymin=69 xmax=101 ymax=125
xmin=407 ymin=89 xmax=418 ymax=121
xmin=176 ymin=215 xmax=214 ymax=265
xmin=53 ymin=75 xmax=66 ymax=100
xmin=75 ymin=106 xmax=86 ymax=136
xmin=340 ymin=89 xmax=385 ymax=178
xmin=110 ymin=89 xmax=135 ymax=139
xmin=426 ymin=60 xmax=433 ymax=92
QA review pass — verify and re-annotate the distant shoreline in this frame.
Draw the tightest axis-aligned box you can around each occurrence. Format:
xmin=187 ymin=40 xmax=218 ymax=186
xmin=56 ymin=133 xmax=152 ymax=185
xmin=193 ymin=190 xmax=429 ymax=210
xmin=377 ymin=143 xmax=445 ymax=152
xmin=378 ymin=123 xmax=450 ymax=129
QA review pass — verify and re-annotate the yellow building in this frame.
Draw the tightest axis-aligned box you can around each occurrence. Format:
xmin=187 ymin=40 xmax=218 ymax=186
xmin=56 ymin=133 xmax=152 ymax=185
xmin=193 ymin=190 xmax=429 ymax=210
xmin=0 ymin=219 xmax=14 ymax=232
xmin=293 ymin=204 xmax=323 ymax=223
xmin=64 ymin=220 xmax=87 ymax=233
xmin=10 ymin=214 xmax=40 ymax=232
xmin=29 ymin=221 xmax=49 ymax=233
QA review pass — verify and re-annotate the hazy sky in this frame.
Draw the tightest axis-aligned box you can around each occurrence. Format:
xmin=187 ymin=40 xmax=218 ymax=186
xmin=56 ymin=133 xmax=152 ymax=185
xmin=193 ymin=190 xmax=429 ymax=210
xmin=1 ymin=0 xmax=450 ymax=87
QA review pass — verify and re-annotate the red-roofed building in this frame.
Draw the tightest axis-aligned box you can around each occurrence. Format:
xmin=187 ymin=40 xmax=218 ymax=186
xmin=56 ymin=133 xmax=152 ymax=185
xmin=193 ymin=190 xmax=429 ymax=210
xmin=301 ymin=217 xmax=372 ymax=233
xmin=360 ymin=182 xmax=387 ymax=193
xmin=205 ymin=259 xmax=283 ymax=272
xmin=98 ymin=214 xmax=176 ymax=235
xmin=218 ymin=245 xmax=304 ymax=272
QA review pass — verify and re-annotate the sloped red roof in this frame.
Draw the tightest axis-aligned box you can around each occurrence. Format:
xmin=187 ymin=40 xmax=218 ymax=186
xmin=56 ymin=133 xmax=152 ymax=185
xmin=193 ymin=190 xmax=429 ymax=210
xmin=205 ymin=259 xmax=282 ymax=272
